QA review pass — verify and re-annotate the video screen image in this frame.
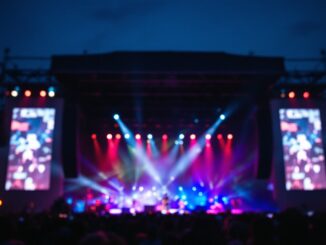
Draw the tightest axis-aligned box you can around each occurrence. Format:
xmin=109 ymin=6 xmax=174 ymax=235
xmin=279 ymin=108 xmax=326 ymax=190
xmin=5 ymin=108 xmax=56 ymax=191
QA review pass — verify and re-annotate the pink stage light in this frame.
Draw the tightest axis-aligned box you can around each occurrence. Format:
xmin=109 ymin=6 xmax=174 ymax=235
xmin=162 ymin=134 xmax=168 ymax=140
xmin=91 ymin=134 xmax=97 ymax=140
xmin=106 ymin=133 xmax=113 ymax=140
xmin=303 ymin=91 xmax=310 ymax=99
xmin=135 ymin=134 xmax=141 ymax=140
xmin=190 ymin=134 xmax=196 ymax=140
xmin=227 ymin=134 xmax=233 ymax=140
xmin=217 ymin=134 xmax=223 ymax=140
xmin=115 ymin=133 xmax=122 ymax=139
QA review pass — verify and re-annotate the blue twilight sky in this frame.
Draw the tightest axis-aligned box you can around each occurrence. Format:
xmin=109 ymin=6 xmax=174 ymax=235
xmin=0 ymin=0 xmax=325 ymax=66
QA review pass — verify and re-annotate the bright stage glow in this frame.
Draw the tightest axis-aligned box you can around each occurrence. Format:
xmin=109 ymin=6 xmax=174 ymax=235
xmin=217 ymin=134 xmax=223 ymax=140
xmin=147 ymin=134 xmax=153 ymax=140
xmin=48 ymin=91 xmax=55 ymax=97
xmin=227 ymin=134 xmax=233 ymax=140
xmin=39 ymin=90 xmax=47 ymax=97
xmin=279 ymin=108 xmax=326 ymax=190
xmin=135 ymin=134 xmax=141 ymax=140
xmin=115 ymin=133 xmax=121 ymax=139
xmin=220 ymin=114 xmax=226 ymax=120
xmin=190 ymin=134 xmax=196 ymax=140
xmin=124 ymin=133 xmax=130 ymax=139
xmin=288 ymin=91 xmax=295 ymax=99
xmin=179 ymin=134 xmax=185 ymax=140
xmin=162 ymin=134 xmax=168 ymax=140
xmin=24 ymin=90 xmax=32 ymax=97
xmin=113 ymin=114 xmax=120 ymax=120
xmin=106 ymin=133 xmax=113 ymax=140
xmin=91 ymin=134 xmax=97 ymax=140
xmin=303 ymin=91 xmax=310 ymax=99
xmin=205 ymin=134 xmax=212 ymax=140
xmin=48 ymin=87 xmax=56 ymax=97
xmin=11 ymin=90 xmax=18 ymax=97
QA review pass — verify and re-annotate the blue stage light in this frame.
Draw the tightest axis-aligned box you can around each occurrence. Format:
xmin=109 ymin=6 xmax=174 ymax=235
xmin=178 ymin=186 xmax=183 ymax=191
xmin=113 ymin=114 xmax=120 ymax=120
xmin=147 ymin=134 xmax=153 ymax=140
xmin=220 ymin=114 xmax=226 ymax=120
xmin=66 ymin=197 xmax=73 ymax=205
xmin=179 ymin=134 xmax=185 ymax=140
xmin=192 ymin=186 xmax=197 ymax=191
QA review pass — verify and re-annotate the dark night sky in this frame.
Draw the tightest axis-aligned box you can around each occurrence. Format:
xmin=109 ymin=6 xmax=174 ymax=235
xmin=0 ymin=0 xmax=325 ymax=66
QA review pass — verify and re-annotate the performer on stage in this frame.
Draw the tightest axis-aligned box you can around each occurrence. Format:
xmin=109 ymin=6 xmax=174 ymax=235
xmin=162 ymin=193 xmax=169 ymax=212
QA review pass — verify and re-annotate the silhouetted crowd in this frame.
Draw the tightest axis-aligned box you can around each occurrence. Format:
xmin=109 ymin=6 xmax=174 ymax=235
xmin=0 ymin=208 xmax=325 ymax=245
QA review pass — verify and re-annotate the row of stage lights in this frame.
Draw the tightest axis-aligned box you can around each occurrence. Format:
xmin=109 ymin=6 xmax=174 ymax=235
xmin=92 ymin=113 xmax=233 ymax=142
xmin=91 ymin=133 xmax=233 ymax=141
xmin=8 ymin=87 xmax=56 ymax=98
xmin=280 ymin=90 xmax=310 ymax=99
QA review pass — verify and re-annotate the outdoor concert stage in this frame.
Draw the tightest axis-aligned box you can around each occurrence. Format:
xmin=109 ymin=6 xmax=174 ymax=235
xmin=1 ymin=51 xmax=326 ymax=214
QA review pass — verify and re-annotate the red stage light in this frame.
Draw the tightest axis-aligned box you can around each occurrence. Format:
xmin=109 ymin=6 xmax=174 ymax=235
xmin=40 ymin=90 xmax=47 ymax=97
xmin=24 ymin=90 xmax=32 ymax=97
xmin=217 ymin=134 xmax=223 ymax=140
xmin=227 ymin=134 xmax=233 ymax=140
xmin=115 ymin=133 xmax=122 ymax=139
xmin=91 ymin=134 xmax=97 ymax=140
xmin=288 ymin=91 xmax=295 ymax=99
xmin=135 ymin=134 xmax=141 ymax=140
xmin=190 ymin=134 xmax=196 ymax=140
xmin=106 ymin=133 xmax=113 ymax=140
xmin=162 ymin=134 xmax=168 ymax=140
xmin=303 ymin=91 xmax=310 ymax=99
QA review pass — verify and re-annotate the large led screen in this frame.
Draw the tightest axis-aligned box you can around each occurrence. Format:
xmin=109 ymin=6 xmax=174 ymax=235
xmin=5 ymin=108 xmax=56 ymax=191
xmin=279 ymin=108 xmax=326 ymax=190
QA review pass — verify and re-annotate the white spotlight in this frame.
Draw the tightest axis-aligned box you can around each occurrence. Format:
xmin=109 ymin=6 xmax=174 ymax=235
xmin=113 ymin=114 xmax=120 ymax=120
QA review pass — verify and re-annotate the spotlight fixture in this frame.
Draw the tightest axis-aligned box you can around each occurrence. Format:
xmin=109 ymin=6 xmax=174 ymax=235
xmin=220 ymin=114 xmax=226 ymax=120
xmin=135 ymin=134 xmax=141 ymax=140
xmin=113 ymin=114 xmax=120 ymax=120
xmin=288 ymin=91 xmax=295 ymax=99
xmin=40 ymin=90 xmax=47 ymax=97
xmin=115 ymin=133 xmax=122 ymax=139
xmin=124 ymin=133 xmax=130 ymax=139
xmin=106 ymin=134 xmax=113 ymax=140
xmin=179 ymin=134 xmax=185 ymax=140
xmin=48 ymin=87 xmax=56 ymax=97
xmin=227 ymin=134 xmax=233 ymax=140
xmin=280 ymin=90 xmax=287 ymax=98
xmin=162 ymin=134 xmax=168 ymax=140
xmin=147 ymin=134 xmax=153 ymax=140
xmin=91 ymin=134 xmax=97 ymax=140
xmin=190 ymin=134 xmax=196 ymax=140
xmin=205 ymin=134 xmax=212 ymax=140
xmin=217 ymin=134 xmax=223 ymax=140
xmin=11 ymin=90 xmax=18 ymax=97
xmin=24 ymin=90 xmax=32 ymax=97
xmin=303 ymin=91 xmax=310 ymax=99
